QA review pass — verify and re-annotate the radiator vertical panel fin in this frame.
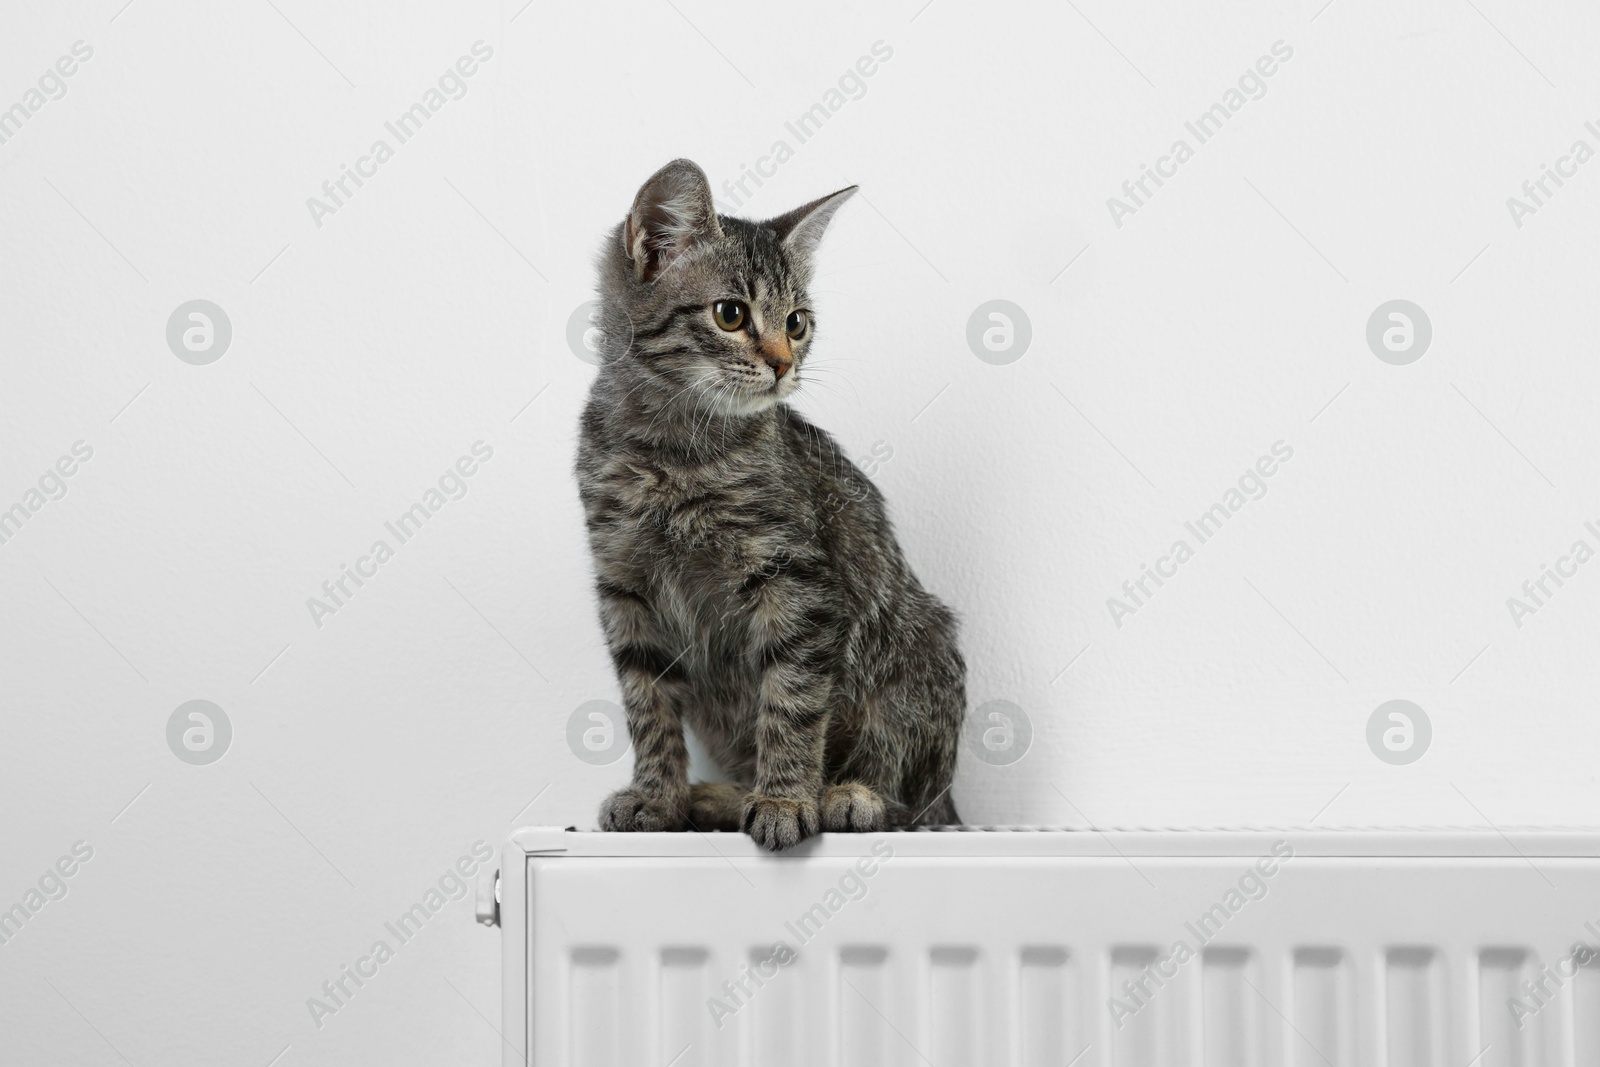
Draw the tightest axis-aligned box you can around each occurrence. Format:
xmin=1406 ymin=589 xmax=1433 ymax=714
xmin=749 ymin=945 xmax=803 ymax=1067
xmin=1201 ymin=947 xmax=1255 ymax=1066
xmin=660 ymin=948 xmax=708 ymax=1067
xmin=928 ymin=947 xmax=980 ymax=1067
xmin=1356 ymin=945 xmax=1383 ymax=1067
xmin=1477 ymin=948 xmax=1540 ymax=1067
xmin=1386 ymin=946 xmax=1442 ymax=1067
xmin=1111 ymin=946 xmax=1164 ymax=1067
xmin=1088 ymin=946 xmax=1114 ymax=1067
xmin=838 ymin=947 xmax=890 ymax=1067
xmin=1575 ymin=952 xmax=1600 ymax=1065
xmin=569 ymin=947 xmax=622 ymax=1067
xmin=1018 ymin=947 xmax=1076 ymax=1067
xmin=1292 ymin=947 xmax=1349 ymax=1067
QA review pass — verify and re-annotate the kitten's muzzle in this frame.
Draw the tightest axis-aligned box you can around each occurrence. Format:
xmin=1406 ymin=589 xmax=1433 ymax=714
xmin=759 ymin=339 xmax=793 ymax=380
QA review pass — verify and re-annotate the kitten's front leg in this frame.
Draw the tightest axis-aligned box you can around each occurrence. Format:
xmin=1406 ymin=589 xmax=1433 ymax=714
xmin=744 ymin=676 xmax=830 ymax=849
xmin=596 ymin=589 xmax=690 ymax=832
xmin=742 ymin=579 xmax=838 ymax=850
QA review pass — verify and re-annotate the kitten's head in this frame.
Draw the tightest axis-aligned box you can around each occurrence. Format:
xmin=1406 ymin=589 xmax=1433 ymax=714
xmin=596 ymin=159 xmax=855 ymax=416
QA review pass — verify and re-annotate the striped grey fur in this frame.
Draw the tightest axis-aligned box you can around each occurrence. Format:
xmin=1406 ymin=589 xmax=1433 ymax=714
xmin=575 ymin=160 xmax=964 ymax=851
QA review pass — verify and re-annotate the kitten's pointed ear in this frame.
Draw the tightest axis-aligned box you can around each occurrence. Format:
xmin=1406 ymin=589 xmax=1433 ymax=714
xmin=769 ymin=185 xmax=858 ymax=258
xmin=623 ymin=159 xmax=721 ymax=283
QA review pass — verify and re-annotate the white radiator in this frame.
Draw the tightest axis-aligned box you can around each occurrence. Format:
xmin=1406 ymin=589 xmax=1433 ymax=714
xmin=479 ymin=827 xmax=1600 ymax=1066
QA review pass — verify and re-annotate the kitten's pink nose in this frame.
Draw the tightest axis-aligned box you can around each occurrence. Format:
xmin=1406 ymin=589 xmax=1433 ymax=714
xmin=761 ymin=342 xmax=792 ymax=379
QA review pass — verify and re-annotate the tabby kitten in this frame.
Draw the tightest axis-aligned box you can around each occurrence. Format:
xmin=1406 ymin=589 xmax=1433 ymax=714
xmin=575 ymin=159 xmax=965 ymax=851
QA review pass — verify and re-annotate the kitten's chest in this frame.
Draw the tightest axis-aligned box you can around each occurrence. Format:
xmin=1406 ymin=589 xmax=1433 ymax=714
xmin=594 ymin=452 xmax=797 ymax=564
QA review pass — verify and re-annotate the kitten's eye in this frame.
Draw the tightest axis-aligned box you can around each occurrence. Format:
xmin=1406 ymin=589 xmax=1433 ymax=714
xmin=785 ymin=310 xmax=808 ymax=339
xmin=712 ymin=300 xmax=746 ymax=331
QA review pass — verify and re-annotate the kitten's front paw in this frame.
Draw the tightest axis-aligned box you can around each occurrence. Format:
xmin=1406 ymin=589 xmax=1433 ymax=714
xmin=742 ymin=794 xmax=820 ymax=852
xmin=821 ymin=783 xmax=888 ymax=832
xmin=599 ymin=787 xmax=685 ymax=832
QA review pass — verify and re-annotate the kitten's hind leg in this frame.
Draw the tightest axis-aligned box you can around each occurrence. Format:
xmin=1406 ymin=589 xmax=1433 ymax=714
xmin=820 ymin=782 xmax=888 ymax=832
xmin=685 ymin=782 xmax=746 ymax=832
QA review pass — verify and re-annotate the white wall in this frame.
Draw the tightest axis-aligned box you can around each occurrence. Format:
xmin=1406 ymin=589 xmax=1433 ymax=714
xmin=4 ymin=0 xmax=1599 ymax=1062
